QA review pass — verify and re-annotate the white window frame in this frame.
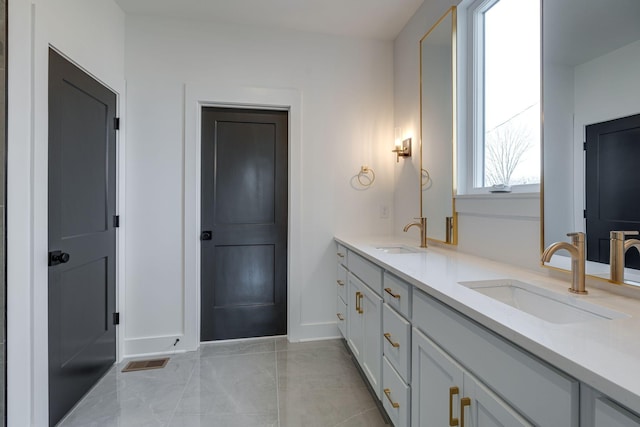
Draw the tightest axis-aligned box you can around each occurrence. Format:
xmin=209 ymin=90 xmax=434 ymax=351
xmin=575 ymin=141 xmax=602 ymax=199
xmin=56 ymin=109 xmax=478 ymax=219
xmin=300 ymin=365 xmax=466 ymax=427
xmin=458 ymin=0 xmax=541 ymax=196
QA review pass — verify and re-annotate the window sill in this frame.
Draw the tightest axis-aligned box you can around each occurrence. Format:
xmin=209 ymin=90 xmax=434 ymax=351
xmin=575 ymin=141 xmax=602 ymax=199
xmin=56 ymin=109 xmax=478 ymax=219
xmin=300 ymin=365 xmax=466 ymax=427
xmin=455 ymin=192 xmax=540 ymax=200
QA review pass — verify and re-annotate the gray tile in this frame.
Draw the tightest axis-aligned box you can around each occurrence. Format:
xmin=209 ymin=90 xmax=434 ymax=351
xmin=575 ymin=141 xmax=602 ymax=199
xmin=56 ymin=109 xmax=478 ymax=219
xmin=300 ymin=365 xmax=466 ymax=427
xmin=199 ymin=338 xmax=275 ymax=358
xmin=278 ymin=385 xmax=379 ymax=427
xmin=335 ymin=407 xmax=389 ymax=427
xmin=275 ymin=337 xmax=345 ymax=352
xmin=168 ymin=412 xmax=278 ymax=427
xmin=277 ymin=345 xmax=364 ymax=390
xmin=177 ymin=352 xmax=277 ymax=415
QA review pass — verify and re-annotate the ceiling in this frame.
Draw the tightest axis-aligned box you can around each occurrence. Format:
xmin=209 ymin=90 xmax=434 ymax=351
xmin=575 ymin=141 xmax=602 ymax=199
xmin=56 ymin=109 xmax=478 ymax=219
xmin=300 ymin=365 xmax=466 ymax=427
xmin=114 ymin=0 xmax=425 ymax=41
xmin=545 ymin=0 xmax=640 ymax=67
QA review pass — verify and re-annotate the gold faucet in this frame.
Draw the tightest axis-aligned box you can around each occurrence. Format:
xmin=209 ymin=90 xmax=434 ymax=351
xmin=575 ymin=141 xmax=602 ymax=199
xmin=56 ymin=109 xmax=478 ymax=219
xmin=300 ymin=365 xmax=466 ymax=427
xmin=403 ymin=217 xmax=428 ymax=248
xmin=609 ymin=231 xmax=640 ymax=284
xmin=541 ymin=232 xmax=587 ymax=294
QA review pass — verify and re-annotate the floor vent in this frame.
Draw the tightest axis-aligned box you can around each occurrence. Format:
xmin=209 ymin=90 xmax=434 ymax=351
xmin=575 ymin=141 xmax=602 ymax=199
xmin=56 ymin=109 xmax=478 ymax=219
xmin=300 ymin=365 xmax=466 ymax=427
xmin=122 ymin=358 xmax=169 ymax=373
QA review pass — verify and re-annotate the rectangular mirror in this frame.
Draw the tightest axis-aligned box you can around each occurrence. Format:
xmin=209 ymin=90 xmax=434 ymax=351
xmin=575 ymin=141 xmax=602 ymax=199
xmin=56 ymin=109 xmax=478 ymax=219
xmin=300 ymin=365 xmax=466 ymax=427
xmin=542 ymin=0 xmax=640 ymax=284
xmin=420 ymin=6 xmax=457 ymax=244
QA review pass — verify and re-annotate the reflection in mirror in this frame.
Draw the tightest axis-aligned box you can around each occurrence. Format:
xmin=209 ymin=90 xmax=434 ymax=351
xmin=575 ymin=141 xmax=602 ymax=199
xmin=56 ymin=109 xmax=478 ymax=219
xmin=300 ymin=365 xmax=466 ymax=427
xmin=542 ymin=0 xmax=640 ymax=285
xmin=420 ymin=6 xmax=457 ymax=244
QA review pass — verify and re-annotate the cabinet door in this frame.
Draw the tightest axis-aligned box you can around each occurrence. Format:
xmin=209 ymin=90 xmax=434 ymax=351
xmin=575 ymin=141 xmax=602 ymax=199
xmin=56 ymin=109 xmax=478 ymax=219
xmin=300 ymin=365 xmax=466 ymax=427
xmin=412 ymin=327 xmax=464 ymax=427
xmin=336 ymin=294 xmax=347 ymax=339
xmin=582 ymin=386 xmax=640 ymax=427
xmin=347 ymin=273 xmax=363 ymax=360
xmin=361 ymin=281 xmax=382 ymax=399
xmin=593 ymin=398 xmax=640 ymax=427
xmin=462 ymin=372 xmax=533 ymax=427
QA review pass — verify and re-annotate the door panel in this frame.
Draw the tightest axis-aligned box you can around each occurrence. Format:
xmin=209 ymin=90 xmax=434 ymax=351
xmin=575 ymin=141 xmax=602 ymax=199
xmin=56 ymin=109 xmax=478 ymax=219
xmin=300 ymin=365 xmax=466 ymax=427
xmin=48 ymin=49 xmax=117 ymax=426
xmin=201 ymin=108 xmax=287 ymax=341
xmin=586 ymin=113 xmax=640 ymax=268
xmin=412 ymin=327 xmax=464 ymax=427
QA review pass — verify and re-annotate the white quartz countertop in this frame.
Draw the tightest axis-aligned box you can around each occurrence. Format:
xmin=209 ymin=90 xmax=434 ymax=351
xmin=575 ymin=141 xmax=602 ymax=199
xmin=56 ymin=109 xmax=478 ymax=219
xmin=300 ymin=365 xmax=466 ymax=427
xmin=335 ymin=236 xmax=640 ymax=414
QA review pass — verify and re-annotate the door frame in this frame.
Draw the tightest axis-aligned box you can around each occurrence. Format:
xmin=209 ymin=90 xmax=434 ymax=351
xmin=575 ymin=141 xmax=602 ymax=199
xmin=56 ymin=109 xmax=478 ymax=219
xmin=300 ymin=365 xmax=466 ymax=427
xmin=184 ymin=84 xmax=303 ymax=349
xmin=8 ymin=42 xmax=126 ymax=426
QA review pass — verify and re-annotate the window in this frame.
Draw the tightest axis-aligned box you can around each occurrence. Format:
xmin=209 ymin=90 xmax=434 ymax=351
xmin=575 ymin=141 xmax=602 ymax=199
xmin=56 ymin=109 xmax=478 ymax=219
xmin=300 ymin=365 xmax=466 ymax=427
xmin=465 ymin=0 xmax=540 ymax=192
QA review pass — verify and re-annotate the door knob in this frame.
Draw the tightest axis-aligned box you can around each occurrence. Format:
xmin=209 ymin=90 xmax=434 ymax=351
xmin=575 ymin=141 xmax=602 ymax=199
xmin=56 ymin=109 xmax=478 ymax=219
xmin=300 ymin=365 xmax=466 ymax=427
xmin=201 ymin=231 xmax=212 ymax=241
xmin=49 ymin=251 xmax=70 ymax=266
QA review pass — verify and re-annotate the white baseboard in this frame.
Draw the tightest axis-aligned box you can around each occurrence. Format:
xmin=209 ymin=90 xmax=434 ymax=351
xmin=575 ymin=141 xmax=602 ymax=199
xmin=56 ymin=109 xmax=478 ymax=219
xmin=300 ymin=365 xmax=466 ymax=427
xmin=124 ymin=322 xmax=341 ymax=358
xmin=123 ymin=334 xmax=192 ymax=359
xmin=294 ymin=321 xmax=340 ymax=342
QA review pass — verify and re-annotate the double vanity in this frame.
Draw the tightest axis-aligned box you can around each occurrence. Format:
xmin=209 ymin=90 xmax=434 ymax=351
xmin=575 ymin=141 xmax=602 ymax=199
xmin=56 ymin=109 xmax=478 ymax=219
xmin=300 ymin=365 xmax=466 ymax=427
xmin=335 ymin=237 xmax=640 ymax=427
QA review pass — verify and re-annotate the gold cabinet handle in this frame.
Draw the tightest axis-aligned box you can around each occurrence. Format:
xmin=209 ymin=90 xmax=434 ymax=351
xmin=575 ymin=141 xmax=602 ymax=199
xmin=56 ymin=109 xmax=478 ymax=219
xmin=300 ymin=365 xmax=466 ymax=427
xmin=337 ymin=252 xmax=345 ymax=258
xmin=460 ymin=397 xmax=471 ymax=427
xmin=384 ymin=288 xmax=401 ymax=299
xmin=336 ymin=280 xmax=345 ymax=286
xmin=336 ymin=313 xmax=344 ymax=321
xmin=449 ymin=386 xmax=459 ymax=426
xmin=383 ymin=332 xmax=400 ymax=348
xmin=358 ymin=292 xmax=364 ymax=314
xmin=355 ymin=291 xmax=361 ymax=313
xmin=383 ymin=388 xmax=400 ymax=408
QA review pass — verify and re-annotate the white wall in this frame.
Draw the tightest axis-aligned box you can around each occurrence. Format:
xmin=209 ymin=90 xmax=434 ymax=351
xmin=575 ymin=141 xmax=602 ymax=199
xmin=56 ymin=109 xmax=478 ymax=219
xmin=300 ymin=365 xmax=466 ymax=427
xmin=393 ymin=0 xmax=541 ymax=269
xmin=123 ymin=16 xmax=395 ymax=355
xmin=7 ymin=0 xmax=125 ymax=424
xmin=572 ymin=39 xmax=640 ymax=228
xmin=543 ymin=62 xmax=575 ymax=245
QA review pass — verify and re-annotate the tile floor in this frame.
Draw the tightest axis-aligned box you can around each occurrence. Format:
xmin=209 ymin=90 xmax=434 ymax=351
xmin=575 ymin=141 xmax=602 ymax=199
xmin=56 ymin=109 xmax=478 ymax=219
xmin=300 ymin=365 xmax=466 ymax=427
xmin=58 ymin=338 xmax=389 ymax=427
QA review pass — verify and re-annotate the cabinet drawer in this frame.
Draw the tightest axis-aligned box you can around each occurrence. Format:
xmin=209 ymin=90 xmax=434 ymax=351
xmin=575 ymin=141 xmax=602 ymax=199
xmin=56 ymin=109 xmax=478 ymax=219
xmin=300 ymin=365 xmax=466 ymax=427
xmin=382 ymin=303 xmax=411 ymax=383
xmin=336 ymin=244 xmax=347 ymax=267
xmin=382 ymin=356 xmax=410 ymax=427
xmin=383 ymin=272 xmax=412 ymax=319
xmin=413 ymin=289 xmax=579 ymax=427
xmin=336 ymin=295 xmax=347 ymax=338
xmin=336 ymin=264 xmax=347 ymax=302
xmin=347 ymin=251 xmax=382 ymax=295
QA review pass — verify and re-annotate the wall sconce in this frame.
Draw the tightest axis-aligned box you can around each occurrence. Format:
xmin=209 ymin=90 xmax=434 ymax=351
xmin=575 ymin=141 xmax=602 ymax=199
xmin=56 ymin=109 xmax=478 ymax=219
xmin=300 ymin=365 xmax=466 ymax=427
xmin=393 ymin=127 xmax=412 ymax=162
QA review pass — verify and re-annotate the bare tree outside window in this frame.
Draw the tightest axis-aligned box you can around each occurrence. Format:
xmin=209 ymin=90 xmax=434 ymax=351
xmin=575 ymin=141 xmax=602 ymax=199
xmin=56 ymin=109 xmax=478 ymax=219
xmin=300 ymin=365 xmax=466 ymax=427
xmin=484 ymin=103 xmax=538 ymax=186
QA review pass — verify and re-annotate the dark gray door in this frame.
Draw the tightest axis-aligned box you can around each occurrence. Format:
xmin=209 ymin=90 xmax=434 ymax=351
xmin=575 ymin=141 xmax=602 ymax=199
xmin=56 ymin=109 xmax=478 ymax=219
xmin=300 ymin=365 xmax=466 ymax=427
xmin=201 ymin=107 xmax=288 ymax=341
xmin=586 ymin=113 xmax=640 ymax=269
xmin=48 ymin=50 xmax=117 ymax=426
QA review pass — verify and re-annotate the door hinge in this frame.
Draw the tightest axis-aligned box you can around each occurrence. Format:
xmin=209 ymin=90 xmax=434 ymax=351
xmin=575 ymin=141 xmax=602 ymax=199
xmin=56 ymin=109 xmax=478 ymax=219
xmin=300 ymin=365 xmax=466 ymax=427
xmin=583 ymin=141 xmax=587 ymax=150
xmin=113 ymin=215 xmax=120 ymax=228
xmin=584 ymin=209 xmax=587 ymax=218
xmin=114 ymin=117 xmax=121 ymax=130
xmin=113 ymin=312 xmax=120 ymax=325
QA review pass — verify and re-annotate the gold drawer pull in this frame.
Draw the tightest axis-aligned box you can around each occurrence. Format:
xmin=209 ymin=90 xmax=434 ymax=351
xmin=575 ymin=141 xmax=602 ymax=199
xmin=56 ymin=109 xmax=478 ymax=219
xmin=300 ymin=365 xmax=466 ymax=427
xmin=337 ymin=313 xmax=344 ymax=321
xmin=383 ymin=388 xmax=400 ymax=409
xmin=358 ymin=292 xmax=364 ymax=314
xmin=383 ymin=333 xmax=400 ymax=348
xmin=355 ymin=291 xmax=361 ymax=313
xmin=449 ymin=386 xmax=459 ymax=426
xmin=384 ymin=288 xmax=401 ymax=299
xmin=460 ymin=397 xmax=471 ymax=427
xmin=337 ymin=252 xmax=345 ymax=258
xmin=336 ymin=280 xmax=345 ymax=286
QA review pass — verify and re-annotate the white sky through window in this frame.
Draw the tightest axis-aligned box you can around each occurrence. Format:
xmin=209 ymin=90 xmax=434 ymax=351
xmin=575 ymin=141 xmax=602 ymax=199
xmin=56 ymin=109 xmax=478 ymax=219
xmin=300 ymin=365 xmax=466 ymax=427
xmin=482 ymin=0 xmax=540 ymax=186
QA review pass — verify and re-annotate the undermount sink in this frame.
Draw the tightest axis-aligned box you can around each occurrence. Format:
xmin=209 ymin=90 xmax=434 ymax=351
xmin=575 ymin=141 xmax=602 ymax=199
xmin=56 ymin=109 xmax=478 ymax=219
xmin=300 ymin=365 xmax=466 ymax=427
xmin=459 ymin=279 xmax=629 ymax=324
xmin=375 ymin=245 xmax=420 ymax=254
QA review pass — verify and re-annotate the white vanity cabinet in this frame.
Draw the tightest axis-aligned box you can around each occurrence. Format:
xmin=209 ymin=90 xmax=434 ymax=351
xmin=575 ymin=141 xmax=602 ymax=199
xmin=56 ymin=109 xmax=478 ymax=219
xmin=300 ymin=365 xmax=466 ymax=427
xmin=334 ymin=240 xmax=640 ymax=426
xmin=381 ymin=272 xmax=413 ymax=427
xmin=412 ymin=288 xmax=580 ymax=427
xmin=343 ymin=250 xmax=383 ymax=399
xmin=412 ymin=327 xmax=531 ymax=427
xmin=581 ymin=386 xmax=640 ymax=427
xmin=347 ymin=273 xmax=383 ymax=398
xmin=336 ymin=262 xmax=348 ymax=339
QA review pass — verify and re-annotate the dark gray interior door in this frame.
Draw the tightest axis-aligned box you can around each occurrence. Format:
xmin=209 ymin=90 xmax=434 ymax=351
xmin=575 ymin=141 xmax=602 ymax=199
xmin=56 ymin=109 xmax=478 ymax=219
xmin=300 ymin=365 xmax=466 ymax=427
xmin=201 ymin=107 xmax=288 ymax=341
xmin=586 ymin=113 xmax=640 ymax=269
xmin=48 ymin=49 xmax=117 ymax=426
